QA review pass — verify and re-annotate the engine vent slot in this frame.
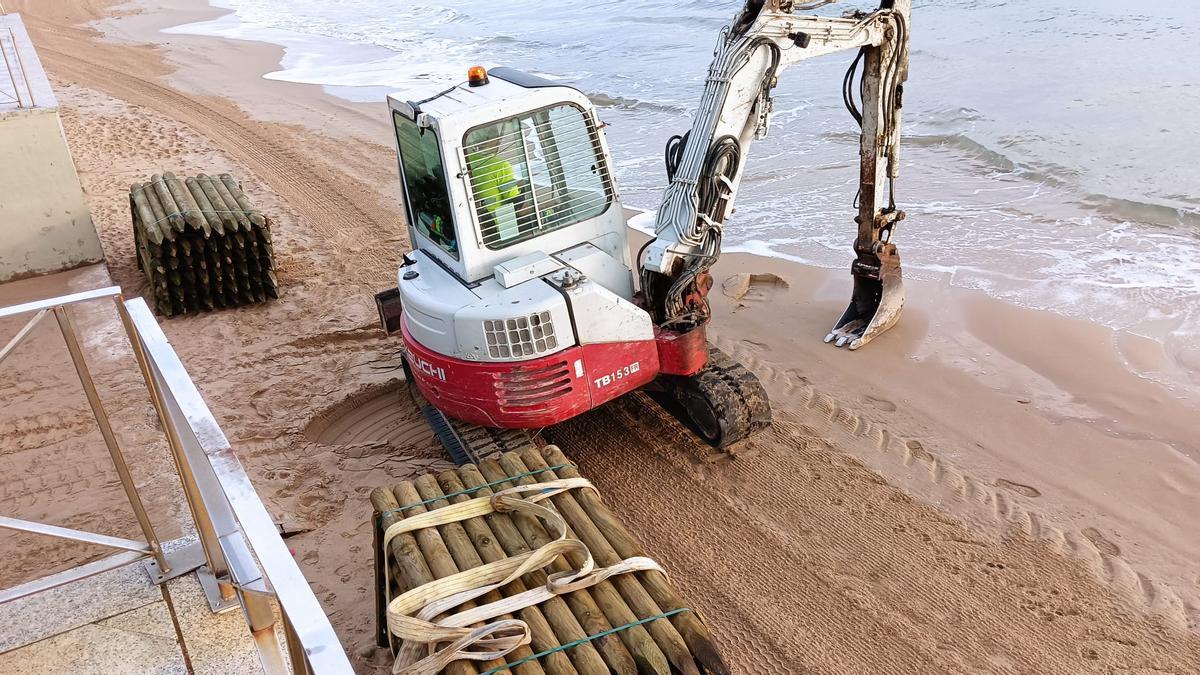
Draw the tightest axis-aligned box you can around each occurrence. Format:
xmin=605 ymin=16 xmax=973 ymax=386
xmin=495 ymin=361 xmax=573 ymax=410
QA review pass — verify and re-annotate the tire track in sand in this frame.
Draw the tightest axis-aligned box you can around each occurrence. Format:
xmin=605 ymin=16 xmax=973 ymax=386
xmin=29 ymin=36 xmax=404 ymax=291
xmin=304 ymin=382 xmax=435 ymax=451
xmin=711 ymin=333 xmax=1200 ymax=634
xmin=547 ymin=393 xmax=1200 ymax=673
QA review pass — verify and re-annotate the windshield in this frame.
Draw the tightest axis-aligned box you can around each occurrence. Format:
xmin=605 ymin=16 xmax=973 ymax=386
xmin=464 ymin=104 xmax=612 ymax=250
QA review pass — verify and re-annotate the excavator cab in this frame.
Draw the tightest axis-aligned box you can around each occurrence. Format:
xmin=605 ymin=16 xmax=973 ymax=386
xmin=387 ymin=67 xmax=632 ymax=288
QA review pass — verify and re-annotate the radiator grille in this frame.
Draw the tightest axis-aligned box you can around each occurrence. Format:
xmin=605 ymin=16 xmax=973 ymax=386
xmin=483 ymin=311 xmax=558 ymax=359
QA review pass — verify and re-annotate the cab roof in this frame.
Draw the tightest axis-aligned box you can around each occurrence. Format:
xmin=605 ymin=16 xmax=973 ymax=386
xmin=387 ymin=67 xmax=586 ymax=121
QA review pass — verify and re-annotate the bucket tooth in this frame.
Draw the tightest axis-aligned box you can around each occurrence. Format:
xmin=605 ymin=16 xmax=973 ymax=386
xmin=825 ymin=243 xmax=905 ymax=351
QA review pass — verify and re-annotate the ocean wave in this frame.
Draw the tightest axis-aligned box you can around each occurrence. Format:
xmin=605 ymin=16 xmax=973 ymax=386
xmin=826 ymin=129 xmax=1200 ymax=232
xmin=586 ymin=92 xmax=687 ymax=114
xmin=912 ymin=134 xmax=1200 ymax=231
xmin=1079 ymin=194 xmax=1200 ymax=231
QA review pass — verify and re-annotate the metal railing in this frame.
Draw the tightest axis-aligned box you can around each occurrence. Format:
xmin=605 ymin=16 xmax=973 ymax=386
xmin=0 ymin=289 xmax=352 ymax=673
xmin=0 ymin=288 xmax=178 ymax=599
xmin=0 ymin=26 xmax=32 ymax=110
xmin=126 ymin=297 xmax=352 ymax=674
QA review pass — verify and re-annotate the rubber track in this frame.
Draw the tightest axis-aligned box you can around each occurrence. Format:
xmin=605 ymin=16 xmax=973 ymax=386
xmin=409 ymin=382 xmax=537 ymax=464
xmin=446 ymin=416 xmax=539 ymax=463
xmin=705 ymin=346 xmax=772 ymax=435
xmin=656 ymin=345 xmax=773 ymax=449
xmin=421 ymin=404 xmax=475 ymax=466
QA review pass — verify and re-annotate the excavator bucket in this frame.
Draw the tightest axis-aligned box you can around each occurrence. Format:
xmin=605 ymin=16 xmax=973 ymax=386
xmin=825 ymin=243 xmax=905 ymax=350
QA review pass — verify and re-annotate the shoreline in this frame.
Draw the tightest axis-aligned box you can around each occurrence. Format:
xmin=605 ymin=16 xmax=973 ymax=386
xmin=67 ymin=0 xmax=1200 ymax=604
xmin=141 ymin=0 xmax=1200 ymax=363
xmin=92 ymin=0 xmax=399 ymax=192
xmin=13 ymin=0 xmax=1200 ymax=662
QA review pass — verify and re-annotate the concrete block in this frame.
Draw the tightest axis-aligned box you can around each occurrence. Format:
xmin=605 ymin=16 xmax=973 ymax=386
xmin=0 ymin=601 xmax=186 ymax=675
xmin=0 ymin=15 xmax=103 ymax=283
xmin=0 ymin=558 xmax=161 ymax=653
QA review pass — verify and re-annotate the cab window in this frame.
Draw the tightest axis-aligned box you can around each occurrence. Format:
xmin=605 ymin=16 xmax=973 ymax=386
xmin=394 ymin=111 xmax=458 ymax=258
xmin=464 ymin=104 xmax=612 ymax=250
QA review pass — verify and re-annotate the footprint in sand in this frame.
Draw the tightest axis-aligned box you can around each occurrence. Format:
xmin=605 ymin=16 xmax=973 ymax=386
xmin=861 ymin=394 xmax=897 ymax=412
xmin=721 ymin=272 xmax=789 ymax=303
xmin=904 ymin=439 xmax=934 ymax=462
xmin=994 ymin=478 xmax=1042 ymax=498
xmin=785 ymin=368 xmax=810 ymax=385
xmin=1082 ymin=527 xmax=1121 ymax=556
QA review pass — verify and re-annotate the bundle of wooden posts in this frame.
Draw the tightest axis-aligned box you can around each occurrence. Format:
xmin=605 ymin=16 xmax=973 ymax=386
xmin=372 ymin=445 xmax=728 ymax=675
xmin=129 ymin=172 xmax=277 ymax=316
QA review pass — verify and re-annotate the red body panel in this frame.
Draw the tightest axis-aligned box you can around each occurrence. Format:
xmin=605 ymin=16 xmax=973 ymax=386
xmin=579 ymin=340 xmax=659 ymax=408
xmin=401 ymin=316 xmax=658 ymax=428
xmin=654 ymin=325 xmax=708 ymax=376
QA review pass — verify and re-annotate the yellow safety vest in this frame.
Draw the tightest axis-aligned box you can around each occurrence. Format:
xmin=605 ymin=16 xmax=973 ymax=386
xmin=468 ymin=152 xmax=520 ymax=212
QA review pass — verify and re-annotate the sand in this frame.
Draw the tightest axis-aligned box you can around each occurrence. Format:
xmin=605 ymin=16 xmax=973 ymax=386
xmin=2 ymin=0 xmax=1198 ymax=672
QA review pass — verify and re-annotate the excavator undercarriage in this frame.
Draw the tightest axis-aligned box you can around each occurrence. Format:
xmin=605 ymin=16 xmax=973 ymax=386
xmin=652 ymin=347 xmax=772 ymax=450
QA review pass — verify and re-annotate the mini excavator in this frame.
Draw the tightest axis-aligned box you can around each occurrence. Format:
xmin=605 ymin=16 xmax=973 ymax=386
xmin=375 ymin=0 xmax=912 ymax=460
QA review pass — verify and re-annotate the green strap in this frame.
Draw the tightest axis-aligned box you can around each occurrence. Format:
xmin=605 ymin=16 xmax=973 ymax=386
xmin=373 ymin=463 xmax=575 ymax=523
xmin=480 ymin=608 xmax=693 ymax=675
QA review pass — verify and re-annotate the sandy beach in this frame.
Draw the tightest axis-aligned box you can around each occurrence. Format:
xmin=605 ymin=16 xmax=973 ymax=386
xmin=2 ymin=0 xmax=1199 ymax=672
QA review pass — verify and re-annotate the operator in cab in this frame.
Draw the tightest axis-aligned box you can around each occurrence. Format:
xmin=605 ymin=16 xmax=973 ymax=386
xmin=465 ymin=123 xmax=531 ymax=246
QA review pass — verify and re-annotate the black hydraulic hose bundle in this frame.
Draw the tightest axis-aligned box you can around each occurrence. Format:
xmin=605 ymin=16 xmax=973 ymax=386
xmin=842 ymin=13 xmax=907 ymax=212
xmin=664 ymin=130 xmax=689 ymax=182
xmin=697 ymin=135 xmax=741 ymax=224
xmin=842 ymin=47 xmax=866 ymax=127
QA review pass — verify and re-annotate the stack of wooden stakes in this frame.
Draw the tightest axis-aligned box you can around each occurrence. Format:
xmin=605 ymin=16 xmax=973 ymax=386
xmin=371 ymin=445 xmax=729 ymax=675
xmin=129 ymin=172 xmax=277 ymax=316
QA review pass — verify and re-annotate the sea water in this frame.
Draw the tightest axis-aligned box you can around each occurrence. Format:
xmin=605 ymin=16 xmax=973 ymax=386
xmin=168 ymin=0 xmax=1200 ymax=356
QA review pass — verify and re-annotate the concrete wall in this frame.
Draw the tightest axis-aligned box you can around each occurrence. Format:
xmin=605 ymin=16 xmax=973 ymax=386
xmin=0 ymin=14 xmax=103 ymax=283
xmin=0 ymin=107 xmax=102 ymax=282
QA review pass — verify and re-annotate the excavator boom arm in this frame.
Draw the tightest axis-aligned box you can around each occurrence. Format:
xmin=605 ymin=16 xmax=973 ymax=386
xmin=641 ymin=0 xmax=911 ymax=350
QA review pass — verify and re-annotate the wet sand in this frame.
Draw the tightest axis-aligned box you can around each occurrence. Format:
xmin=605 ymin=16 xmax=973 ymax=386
xmin=2 ymin=0 xmax=1199 ymax=672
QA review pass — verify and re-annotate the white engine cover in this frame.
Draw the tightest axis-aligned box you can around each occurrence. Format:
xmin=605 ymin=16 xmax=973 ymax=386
xmin=553 ymin=242 xmax=634 ymax=301
xmin=398 ymin=250 xmax=575 ymax=362
xmin=454 ymin=279 xmax=573 ymax=362
xmin=399 ymin=245 xmax=650 ymax=364
xmin=396 ymin=251 xmax=479 ymax=357
xmin=545 ymin=271 xmax=653 ymax=345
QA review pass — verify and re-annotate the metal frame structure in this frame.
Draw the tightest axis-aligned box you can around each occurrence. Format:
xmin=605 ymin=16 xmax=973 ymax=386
xmin=126 ymin=297 xmax=352 ymax=673
xmin=0 ymin=26 xmax=32 ymax=109
xmin=0 ymin=289 xmax=352 ymax=673
xmin=0 ymin=288 xmax=191 ymax=599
